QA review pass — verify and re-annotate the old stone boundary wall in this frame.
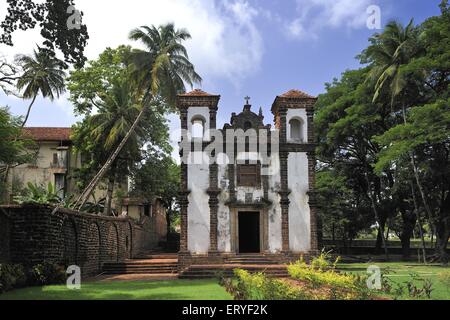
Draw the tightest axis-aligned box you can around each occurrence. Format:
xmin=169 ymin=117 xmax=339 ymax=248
xmin=0 ymin=205 xmax=146 ymax=277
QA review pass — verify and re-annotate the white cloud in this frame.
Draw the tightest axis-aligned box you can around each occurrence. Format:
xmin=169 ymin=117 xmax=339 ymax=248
xmin=0 ymin=0 xmax=264 ymax=121
xmin=74 ymin=0 xmax=263 ymax=85
xmin=286 ymin=0 xmax=373 ymax=40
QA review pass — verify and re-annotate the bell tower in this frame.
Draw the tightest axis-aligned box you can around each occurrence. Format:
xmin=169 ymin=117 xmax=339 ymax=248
xmin=271 ymin=89 xmax=318 ymax=254
xmin=176 ymin=89 xmax=220 ymax=255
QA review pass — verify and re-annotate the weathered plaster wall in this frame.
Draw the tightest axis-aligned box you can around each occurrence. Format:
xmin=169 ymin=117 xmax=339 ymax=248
xmin=216 ymin=153 xmax=283 ymax=253
xmin=217 ymin=164 xmax=231 ymax=252
xmin=288 ymin=152 xmax=311 ymax=252
xmin=187 ymin=154 xmax=210 ymax=253
xmin=8 ymin=142 xmax=123 ymax=206
xmin=267 ymin=154 xmax=282 ymax=253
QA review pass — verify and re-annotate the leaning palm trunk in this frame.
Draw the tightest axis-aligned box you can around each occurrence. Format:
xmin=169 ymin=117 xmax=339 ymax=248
xmin=103 ymin=165 xmax=116 ymax=216
xmin=73 ymin=104 xmax=148 ymax=211
xmin=72 ymin=90 xmax=152 ymax=211
xmin=21 ymin=93 xmax=37 ymax=128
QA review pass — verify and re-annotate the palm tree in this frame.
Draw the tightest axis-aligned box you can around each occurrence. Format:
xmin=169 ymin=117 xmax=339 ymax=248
xmin=73 ymin=23 xmax=201 ymax=214
xmin=3 ymin=48 xmax=66 ymax=185
xmin=129 ymin=23 xmax=202 ymax=104
xmin=366 ymin=20 xmax=417 ymax=106
xmin=87 ymin=80 xmax=144 ymax=215
xmin=365 ymin=20 xmax=432 ymax=261
xmin=16 ymin=48 xmax=66 ymax=127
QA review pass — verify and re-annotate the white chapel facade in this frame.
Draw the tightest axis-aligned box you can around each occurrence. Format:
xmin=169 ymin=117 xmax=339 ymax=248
xmin=177 ymin=89 xmax=319 ymax=267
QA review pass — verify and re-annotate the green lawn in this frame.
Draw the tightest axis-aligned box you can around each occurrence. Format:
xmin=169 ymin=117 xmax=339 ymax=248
xmin=337 ymin=262 xmax=450 ymax=300
xmin=0 ymin=279 xmax=232 ymax=300
xmin=1 ymin=263 xmax=448 ymax=300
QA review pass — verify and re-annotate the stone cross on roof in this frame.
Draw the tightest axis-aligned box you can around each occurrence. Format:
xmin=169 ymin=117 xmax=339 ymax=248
xmin=244 ymin=96 xmax=250 ymax=105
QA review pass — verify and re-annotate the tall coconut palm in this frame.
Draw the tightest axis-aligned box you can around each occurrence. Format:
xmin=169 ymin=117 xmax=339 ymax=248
xmin=365 ymin=20 xmax=433 ymax=261
xmin=366 ymin=20 xmax=418 ymax=106
xmin=129 ymin=23 xmax=202 ymax=105
xmin=73 ymin=23 xmax=201 ymax=214
xmin=16 ymin=48 xmax=66 ymax=127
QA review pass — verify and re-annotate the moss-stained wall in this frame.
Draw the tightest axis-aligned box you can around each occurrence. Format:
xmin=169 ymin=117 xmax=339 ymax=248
xmin=0 ymin=205 xmax=148 ymax=277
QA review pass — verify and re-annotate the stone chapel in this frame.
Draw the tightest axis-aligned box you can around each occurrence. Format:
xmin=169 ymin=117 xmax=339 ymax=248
xmin=177 ymin=89 xmax=319 ymax=268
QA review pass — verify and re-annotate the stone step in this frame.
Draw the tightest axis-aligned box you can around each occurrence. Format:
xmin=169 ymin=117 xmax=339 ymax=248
xmin=135 ymin=254 xmax=178 ymax=260
xmin=189 ymin=264 xmax=287 ymax=270
xmin=179 ymin=263 xmax=289 ymax=279
xmin=102 ymin=257 xmax=178 ymax=275
xmin=104 ymin=270 xmax=178 ymax=275
xmin=103 ymin=262 xmax=178 ymax=267
xmin=225 ymin=260 xmax=283 ymax=265
xmin=179 ymin=271 xmax=289 ymax=279
xmin=122 ymin=258 xmax=178 ymax=263
xmin=103 ymin=266 xmax=177 ymax=270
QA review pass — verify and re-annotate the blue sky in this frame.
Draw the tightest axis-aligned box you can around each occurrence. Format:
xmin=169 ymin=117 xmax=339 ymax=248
xmin=0 ymin=0 xmax=443 ymax=130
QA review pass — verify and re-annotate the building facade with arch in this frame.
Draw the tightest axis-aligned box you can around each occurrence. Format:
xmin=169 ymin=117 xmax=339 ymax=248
xmin=177 ymin=89 xmax=319 ymax=267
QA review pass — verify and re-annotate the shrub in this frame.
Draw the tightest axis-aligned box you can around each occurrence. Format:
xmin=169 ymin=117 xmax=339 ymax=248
xmin=310 ymin=249 xmax=338 ymax=271
xmin=28 ymin=261 xmax=67 ymax=286
xmin=0 ymin=264 xmax=27 ymax=293
xmin=223 ymin=269 xmax=314 ymax=300
xmin=14 ymin=182 xmax=61 ymax=205
xmin=287 ymin=255 xmax=373 ymax=300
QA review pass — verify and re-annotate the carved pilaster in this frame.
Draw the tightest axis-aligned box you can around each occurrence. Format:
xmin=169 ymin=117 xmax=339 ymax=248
xmin=279 ymin=151 xmax=290 ymax=252
xmin=208 ymin=162 xmax=219 ymax=253
xmin=178 ymin=190 xmax=190 ymax=252
xmin=209 ymin=106 xmax=217 ymax=129
xmin=307 ymin=151 xmax=319 ymax=254
xmin=278 ymin=106 xmax=288 ymax=144
xmin=228 ymin=164 xmax=236 ymax=202
xmin=306 ymin=107 xmax=315 ymax=144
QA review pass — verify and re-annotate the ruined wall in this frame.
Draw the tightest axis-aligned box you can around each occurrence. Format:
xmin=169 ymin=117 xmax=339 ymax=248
xmin=0 ymin=205 xmax=145 ymax=277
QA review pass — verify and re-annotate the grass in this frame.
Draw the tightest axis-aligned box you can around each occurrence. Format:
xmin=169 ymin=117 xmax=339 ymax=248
xmin=337 ymin=262 xmax=450 ymax=300
xmin=0 ymin=279 xmax=232 ymax=300
xmin=1 ymin=263 xmax=447 ymax=300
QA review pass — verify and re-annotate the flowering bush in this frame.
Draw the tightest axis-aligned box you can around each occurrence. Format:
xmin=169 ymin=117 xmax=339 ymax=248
xmin=223 ymin=269 xmax=315 ymax=300
xmin=287 ymin=254 xmax=372 ymax=300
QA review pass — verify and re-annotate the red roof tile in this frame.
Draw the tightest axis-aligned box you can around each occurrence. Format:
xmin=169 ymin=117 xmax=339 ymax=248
xmin=279 ymin=89 xmax=316 ymax=99
xmin=178 ymin=89 xmax=219 ymax=97
xmin=22 ymin=127 xmax=72 ymax=141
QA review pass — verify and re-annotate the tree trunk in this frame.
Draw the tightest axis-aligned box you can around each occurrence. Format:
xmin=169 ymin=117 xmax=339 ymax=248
xmin=401 ymin=105 xmax=437 ymax=250
xmin=400 ymin=210 xmax=416 ymax=260
xmin=435 ymin=226 xmax=449 ymax=265
xmin=73 ymin=96 xmax=149 ymax=211
xmin=21 ymin=94 xmax=37 ymax=128
xmin=435 ymin=192 xmax=449 ymax=264
xmin=103 ymin=173 xmax=115 ymax=216
xmin=375 ymin=220 xmax=385 ymax=252
xmin=165 ymin=207 xmax=173 ymax=248
xmin=365 ymin=173 xmax=389 ymax=260
xmin=410 ymin=181 xmax=427 ymax=263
